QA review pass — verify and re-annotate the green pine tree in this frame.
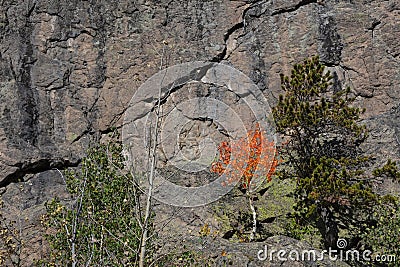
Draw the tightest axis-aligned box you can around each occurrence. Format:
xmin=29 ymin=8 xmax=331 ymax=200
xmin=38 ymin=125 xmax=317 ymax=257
xmin=273 ymin=55 xmax=399 ymax=249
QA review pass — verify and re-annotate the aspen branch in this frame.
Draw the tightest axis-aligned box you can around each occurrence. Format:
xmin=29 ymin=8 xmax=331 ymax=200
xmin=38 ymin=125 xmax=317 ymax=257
xmin=138 ymin=44 xmax=166 ymax=267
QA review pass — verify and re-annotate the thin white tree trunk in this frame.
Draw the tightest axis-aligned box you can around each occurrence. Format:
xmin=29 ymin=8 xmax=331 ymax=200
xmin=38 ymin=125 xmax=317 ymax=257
xmin=248 ymin=192 xmax=257 ymax=241
xmin=138 ymin=91 xmax=160 ymax=267
xmin=138 ymin=46 xmax=165 ymax=267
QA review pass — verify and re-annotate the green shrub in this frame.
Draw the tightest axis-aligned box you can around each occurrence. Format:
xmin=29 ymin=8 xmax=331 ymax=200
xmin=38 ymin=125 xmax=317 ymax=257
xmin=360 ymin=198 xmax=400 ymax=266
xmin=38 ymin=140 xmax=150 ymax=266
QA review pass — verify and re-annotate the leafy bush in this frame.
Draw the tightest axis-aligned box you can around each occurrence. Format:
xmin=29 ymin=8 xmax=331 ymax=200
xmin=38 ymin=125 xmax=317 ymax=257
xmin=0 ymin=199 xmax=22 ymax=266
xmin=361 ymin=199 xmax=400 ymax=266
xmin=38 ymin=140 xmax=151 ymax=266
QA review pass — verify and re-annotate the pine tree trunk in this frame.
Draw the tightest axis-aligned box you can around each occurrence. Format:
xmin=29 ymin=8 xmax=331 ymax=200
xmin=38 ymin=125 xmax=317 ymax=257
xmin=320 ymin=206 xmax=339 ymax=249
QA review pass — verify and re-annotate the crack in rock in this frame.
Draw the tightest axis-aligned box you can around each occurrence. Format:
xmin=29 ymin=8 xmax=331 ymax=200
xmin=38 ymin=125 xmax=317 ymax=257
xmin=0 ymin=158 xmax=80 ymax=188
xmin=211 ymin=21 xmax=244 ymax=62
xmin=271 ymin=0 xmax=318 ymax=16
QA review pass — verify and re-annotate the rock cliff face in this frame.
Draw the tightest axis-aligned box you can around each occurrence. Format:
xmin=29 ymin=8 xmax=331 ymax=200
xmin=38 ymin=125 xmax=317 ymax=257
xmin=0 ymin=0 xmax=399 ymax=265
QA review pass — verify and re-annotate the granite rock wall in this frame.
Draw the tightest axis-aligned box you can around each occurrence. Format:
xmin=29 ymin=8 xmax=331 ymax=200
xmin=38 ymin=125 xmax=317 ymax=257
xmin=0 ymin=0 xmax=399 ymax=265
